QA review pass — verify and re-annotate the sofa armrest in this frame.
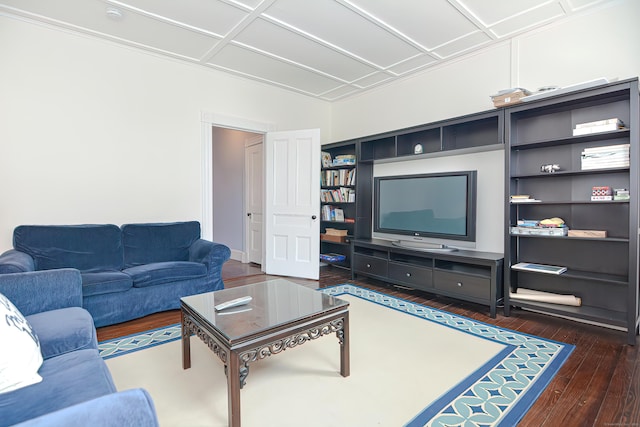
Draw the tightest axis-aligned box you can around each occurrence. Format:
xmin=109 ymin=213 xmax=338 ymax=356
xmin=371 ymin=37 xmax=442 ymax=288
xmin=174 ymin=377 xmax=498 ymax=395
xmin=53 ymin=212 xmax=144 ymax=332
xmin=0 ymin=268 xmax=83 ymax=316
xmin=0 ymin=249 xmax=35 ymax=274
xmin=189 ymin=239 xmax=231 ymax=272
xmin=14 ymin=388 xmax=159 ymax=427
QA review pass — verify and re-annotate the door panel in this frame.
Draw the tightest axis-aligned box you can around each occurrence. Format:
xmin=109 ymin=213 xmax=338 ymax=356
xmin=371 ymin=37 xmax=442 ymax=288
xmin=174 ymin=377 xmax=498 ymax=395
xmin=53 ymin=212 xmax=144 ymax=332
xmin=264 ymin=129 xmax=320 ymax=279
xmin=245 ymin=139 xmax=263 ymax=265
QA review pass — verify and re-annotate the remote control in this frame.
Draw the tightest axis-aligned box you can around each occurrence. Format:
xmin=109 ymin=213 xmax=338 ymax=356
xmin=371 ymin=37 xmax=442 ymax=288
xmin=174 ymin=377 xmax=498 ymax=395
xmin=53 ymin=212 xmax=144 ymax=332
xmin=214 ymin=296 xmax=252 ymax=311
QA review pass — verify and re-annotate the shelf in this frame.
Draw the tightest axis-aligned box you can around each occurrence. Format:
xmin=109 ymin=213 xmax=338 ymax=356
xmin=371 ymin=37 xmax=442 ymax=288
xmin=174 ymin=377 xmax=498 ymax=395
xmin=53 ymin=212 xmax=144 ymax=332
xmin=359 ymin=109 xmax=503 ymax=162
xmin=510 ymin=199 xmax=629 ymax=205
xmin=511 ymin=129 xmax=630 ymax=150
xmin=511 ymin=167 xmax=629 ymax=179
xmin=320 ymin=240 xmax=351 ymax=246
xmin=508 ymin=299 xmax=627 ymax=328
xmin=511 ymin=266 xmax=628 ymax=285
xmin=321 ymin=165 xmax=356 ymax=170
xmin=509 ymin=234 xmax=629 ymax=243
xmin=321 ymin=201 xmax=354 ymax=204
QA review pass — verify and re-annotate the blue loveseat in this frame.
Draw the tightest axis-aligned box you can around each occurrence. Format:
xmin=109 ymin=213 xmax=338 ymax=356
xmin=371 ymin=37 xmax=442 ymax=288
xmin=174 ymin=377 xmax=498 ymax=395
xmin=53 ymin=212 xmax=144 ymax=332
xmin=0 ymin=269 xmax=158 ymax=426
xmin=0 ymin=221 xmax=231 ymax=327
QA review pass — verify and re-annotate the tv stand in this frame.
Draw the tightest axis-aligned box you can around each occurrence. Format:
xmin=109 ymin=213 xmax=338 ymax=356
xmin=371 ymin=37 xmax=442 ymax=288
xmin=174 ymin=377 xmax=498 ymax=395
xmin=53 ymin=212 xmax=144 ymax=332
xmin=392 ymin=240 xmax=458 ymax=252
xmin=352 ymin=238 xmax=503 ymax=318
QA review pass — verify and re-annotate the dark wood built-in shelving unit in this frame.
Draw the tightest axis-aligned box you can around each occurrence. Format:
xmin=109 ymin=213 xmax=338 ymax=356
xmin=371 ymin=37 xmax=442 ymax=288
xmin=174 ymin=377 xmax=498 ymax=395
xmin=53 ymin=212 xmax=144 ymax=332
xmin=323 ymin=110 xmax=505 ymax=316
xmin=504 ymin=78 xmax=639 ymax=344
xmin=323 ymin=79 xmax=639 ymax=342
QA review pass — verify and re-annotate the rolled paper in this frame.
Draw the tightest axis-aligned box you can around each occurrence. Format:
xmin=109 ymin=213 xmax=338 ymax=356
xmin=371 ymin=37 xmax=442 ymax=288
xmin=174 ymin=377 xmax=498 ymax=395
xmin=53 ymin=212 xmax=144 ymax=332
xmin=510 ymin=288 xmax=582 ymax=307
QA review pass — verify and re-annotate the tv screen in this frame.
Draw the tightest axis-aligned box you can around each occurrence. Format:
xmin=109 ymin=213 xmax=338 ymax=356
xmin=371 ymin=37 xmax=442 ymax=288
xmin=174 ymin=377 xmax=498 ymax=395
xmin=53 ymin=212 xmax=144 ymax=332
xmin=374 ymin=171 xmax=477 ymax=241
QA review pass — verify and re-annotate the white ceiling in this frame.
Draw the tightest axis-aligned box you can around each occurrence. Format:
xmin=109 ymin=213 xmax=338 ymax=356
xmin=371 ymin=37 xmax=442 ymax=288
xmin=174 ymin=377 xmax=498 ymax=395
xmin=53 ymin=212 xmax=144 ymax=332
xmin=0 ymin=0 xmax=616 ymax=101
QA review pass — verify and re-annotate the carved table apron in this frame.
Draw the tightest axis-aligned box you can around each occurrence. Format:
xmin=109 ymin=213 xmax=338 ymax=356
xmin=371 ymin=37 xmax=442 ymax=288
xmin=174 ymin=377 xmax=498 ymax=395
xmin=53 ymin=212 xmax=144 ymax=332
xmin=181 ymin=295 xmax=350 ymax=427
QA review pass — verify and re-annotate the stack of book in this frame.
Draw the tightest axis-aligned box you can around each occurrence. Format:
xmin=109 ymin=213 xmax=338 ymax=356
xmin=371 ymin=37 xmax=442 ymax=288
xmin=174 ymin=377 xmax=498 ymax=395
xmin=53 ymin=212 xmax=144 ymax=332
xmin=581 ymin=144 xmax=630 ymax=170
xmin=320 ymin=187 xmax=355 ymax=203
xmin=572 ymin=118 xmax=625 ymax=136
xmin=321 ymin=205 xmax=344 ymax=222
xmin=510 ymin=195 xmax=541 ymax=203
xmin=332 ymin=154 xmax=356 ymax=166
xmin=321 ymin=169 xmax=356 ymax=186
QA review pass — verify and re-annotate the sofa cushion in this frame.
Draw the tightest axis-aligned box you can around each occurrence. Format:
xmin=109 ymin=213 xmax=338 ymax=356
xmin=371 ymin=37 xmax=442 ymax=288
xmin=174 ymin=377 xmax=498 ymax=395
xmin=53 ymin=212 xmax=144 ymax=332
xmin=14 ymin=388 xmax=160 ymax=427
xmin=0 ymin=349 xmax=116 ymax=426
xmin=81 ymin=272 xmax=133 ymax=297
xmin=0 ymin=292 xmax=43 ymax=394
xmin=122 ymin=221 xmax=200 ymax=267
xmin=0 ymin=250 xmax=34 ymax=274
xmin=123 ymin=261 xmax=207 ymax=288
xmin=27 ymin=307 xmax=97 ymax=360
xmin=14 ymin=225 xmax=124 ymax=272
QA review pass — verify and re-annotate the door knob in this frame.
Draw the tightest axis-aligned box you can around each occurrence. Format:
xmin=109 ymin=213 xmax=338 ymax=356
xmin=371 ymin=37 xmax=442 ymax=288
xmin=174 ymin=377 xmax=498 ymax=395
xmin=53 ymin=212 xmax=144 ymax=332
xmin=312 ymin=215 xmax=317 ymax=220
xmin=247 ymin=213 xmax=252 ymax=217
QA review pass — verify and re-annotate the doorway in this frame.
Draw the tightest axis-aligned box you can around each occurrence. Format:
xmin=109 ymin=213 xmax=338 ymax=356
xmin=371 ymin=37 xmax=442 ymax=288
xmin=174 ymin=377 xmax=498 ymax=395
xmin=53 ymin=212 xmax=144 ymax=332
xmin=211 ymin=126 xmax=263 ymax=264
xmin=201 ymin=112 xmax=320 ymax=279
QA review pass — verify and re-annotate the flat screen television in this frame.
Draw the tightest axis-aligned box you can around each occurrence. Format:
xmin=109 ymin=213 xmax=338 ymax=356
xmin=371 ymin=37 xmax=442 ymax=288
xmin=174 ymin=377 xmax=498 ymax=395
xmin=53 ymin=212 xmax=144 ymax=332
xmin=374 ymin=171 xmax=477 ymax=248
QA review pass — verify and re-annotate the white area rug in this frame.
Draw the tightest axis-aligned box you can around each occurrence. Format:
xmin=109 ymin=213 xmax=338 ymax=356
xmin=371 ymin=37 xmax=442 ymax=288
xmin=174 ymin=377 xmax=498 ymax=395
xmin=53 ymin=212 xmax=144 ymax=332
xmin=101 ymin=284 xmax=573 ymax=426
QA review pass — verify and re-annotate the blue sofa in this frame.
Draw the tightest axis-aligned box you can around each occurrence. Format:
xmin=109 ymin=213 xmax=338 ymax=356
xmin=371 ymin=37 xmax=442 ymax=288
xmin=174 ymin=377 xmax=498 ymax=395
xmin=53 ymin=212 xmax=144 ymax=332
xmin=0 ymin=269 xmax=158 ymax=426
xmin=0 ymin=221 xmax=231 ymax=327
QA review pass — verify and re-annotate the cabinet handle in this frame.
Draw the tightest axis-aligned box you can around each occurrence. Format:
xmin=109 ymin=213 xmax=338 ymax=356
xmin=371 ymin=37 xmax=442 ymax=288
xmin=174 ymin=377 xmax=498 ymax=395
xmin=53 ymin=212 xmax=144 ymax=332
xmin=457 ymin=282 xmax=463 ymax=287
xmin=366 ymin=264 xmax=371 ymax=268
xmin=406 ymin=273 xmax=411 ymax=277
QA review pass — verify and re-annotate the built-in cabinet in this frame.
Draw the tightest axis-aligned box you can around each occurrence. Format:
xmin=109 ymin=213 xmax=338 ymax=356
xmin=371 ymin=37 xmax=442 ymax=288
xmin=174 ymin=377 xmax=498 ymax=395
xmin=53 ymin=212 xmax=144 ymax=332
xmin=323 ymin=79 xmax=639 ymax=342
xmin=319 ymin=141 xmax=372 ymax=270
xmin=359 ymin=110 xmax=503 ymax=162
xmin=504 ymin=78 xmax=639 ymax=344
xmin=322 ymin=110 xmax=505 ymax=316
xmin=352 ymin=239 xmax=503 ymax=318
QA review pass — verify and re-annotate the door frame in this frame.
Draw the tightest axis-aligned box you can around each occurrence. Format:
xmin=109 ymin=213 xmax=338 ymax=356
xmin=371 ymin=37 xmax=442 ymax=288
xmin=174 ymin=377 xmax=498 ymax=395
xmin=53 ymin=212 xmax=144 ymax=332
xmin=200 ymin=111 xmax=275 ymax=243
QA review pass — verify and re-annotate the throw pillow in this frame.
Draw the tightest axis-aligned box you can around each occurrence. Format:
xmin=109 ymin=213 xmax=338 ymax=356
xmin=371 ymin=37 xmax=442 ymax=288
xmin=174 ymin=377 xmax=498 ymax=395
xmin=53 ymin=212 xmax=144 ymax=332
xmin=0 ymin=292 xmax=43 ymax=394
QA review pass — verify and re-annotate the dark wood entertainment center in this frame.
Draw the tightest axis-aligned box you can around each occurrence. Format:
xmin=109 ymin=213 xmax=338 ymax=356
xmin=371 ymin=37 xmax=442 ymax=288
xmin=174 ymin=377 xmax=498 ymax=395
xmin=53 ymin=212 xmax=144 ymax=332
xmin=322 ymin=109 xmax=506 ymax=318
xmin=323 ymin=78 xmax=639 ymax=343
xmin=351 ymin=238 xmax=503 ymax=318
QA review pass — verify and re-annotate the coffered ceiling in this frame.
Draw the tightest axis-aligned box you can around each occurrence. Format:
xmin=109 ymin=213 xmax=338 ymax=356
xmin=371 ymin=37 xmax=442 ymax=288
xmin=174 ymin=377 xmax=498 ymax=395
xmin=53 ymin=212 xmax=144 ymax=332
xmin=0 ymin=0 xmax=616 ymax=101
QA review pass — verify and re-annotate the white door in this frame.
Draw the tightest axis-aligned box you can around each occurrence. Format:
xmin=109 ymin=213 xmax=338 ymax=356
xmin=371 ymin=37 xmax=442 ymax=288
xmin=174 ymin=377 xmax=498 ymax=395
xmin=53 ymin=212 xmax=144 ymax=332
xmin=244 ymin=137 xmax=263 ymax=265
xmin=264 ymin=129 xmax=320 ymax=280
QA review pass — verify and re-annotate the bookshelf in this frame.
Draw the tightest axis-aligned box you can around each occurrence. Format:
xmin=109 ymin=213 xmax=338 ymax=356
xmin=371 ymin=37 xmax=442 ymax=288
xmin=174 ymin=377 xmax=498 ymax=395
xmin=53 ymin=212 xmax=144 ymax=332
xmin=504 ymin=78 xmax=639 ymax=344
xmin=320 ymin=141 xmax=358 ymax=269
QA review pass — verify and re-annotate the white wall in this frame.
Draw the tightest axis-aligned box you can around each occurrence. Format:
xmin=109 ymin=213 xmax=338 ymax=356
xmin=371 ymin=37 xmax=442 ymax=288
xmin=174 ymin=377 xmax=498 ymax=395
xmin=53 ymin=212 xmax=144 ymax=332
xmin=0 ymin=16 xmax=331 ymax=250
xmin=330 ymin=0 xmax=640 ymax=252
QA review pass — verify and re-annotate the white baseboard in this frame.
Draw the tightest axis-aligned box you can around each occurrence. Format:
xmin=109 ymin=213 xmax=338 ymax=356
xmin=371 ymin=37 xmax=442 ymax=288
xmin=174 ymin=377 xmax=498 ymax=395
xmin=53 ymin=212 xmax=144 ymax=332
xmin=229 ymin=249 xmax=245 ymax=262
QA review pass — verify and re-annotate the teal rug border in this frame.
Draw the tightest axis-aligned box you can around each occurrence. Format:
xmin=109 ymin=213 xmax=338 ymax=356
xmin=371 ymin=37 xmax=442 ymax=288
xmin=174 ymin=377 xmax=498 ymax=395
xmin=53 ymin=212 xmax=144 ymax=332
xmin=99 ymin=283 xmax=574 ymax=426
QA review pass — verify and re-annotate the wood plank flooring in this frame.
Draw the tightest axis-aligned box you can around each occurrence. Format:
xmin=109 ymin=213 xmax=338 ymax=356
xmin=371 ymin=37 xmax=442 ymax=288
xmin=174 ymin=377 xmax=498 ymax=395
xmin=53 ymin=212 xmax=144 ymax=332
xmin=97 ymin=261 xmax=640 ymax=426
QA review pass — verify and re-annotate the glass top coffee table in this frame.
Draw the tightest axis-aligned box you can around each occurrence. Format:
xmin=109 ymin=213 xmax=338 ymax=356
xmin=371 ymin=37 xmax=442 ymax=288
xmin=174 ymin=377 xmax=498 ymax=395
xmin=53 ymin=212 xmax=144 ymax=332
xmin=180 ymin=279 xmax=350 ymax=427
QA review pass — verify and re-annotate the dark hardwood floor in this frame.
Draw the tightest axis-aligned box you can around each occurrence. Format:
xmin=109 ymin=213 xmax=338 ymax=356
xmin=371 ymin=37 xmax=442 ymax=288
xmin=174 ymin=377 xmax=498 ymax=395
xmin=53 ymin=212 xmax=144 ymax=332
xmin=97 ymin=261 xmax=639 ymax=426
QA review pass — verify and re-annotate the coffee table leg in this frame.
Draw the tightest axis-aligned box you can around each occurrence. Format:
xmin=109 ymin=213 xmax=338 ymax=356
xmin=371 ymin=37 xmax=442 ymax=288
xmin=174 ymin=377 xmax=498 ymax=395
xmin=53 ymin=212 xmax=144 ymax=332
xmin=340 ymin=312 xmax=350 ymax=377
xmin=227 ymin=352 xmax=241 ymax=427
xmin=181 ymin=312 xmax=191 ymax=370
